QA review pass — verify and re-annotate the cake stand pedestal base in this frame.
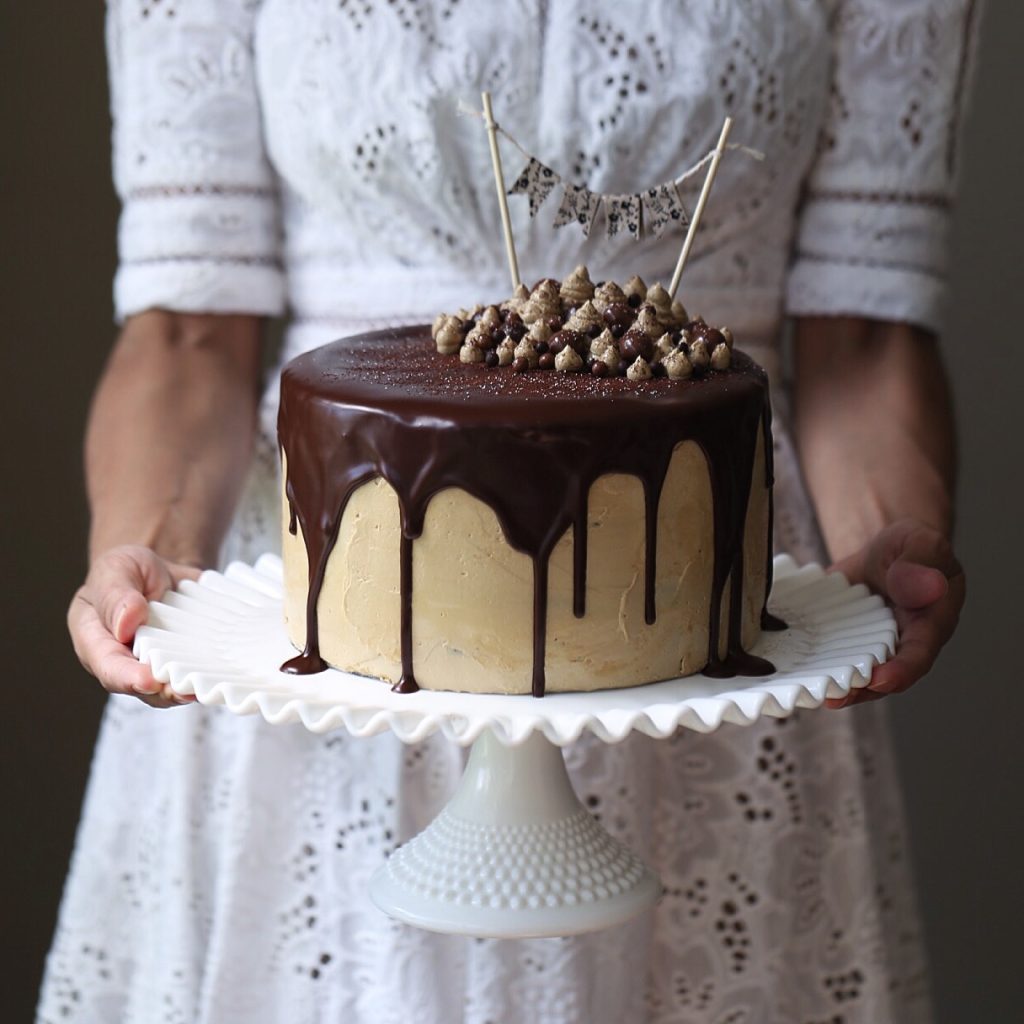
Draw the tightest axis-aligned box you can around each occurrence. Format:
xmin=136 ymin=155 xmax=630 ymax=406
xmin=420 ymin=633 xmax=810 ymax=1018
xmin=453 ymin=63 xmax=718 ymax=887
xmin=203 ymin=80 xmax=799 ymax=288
xmin=369 ymin=730 xmax=661 ymax=938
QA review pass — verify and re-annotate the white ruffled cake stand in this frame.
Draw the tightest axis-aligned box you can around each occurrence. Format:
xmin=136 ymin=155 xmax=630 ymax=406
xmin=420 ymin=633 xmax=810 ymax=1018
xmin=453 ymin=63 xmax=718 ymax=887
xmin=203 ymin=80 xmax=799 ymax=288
xmin=134 ymin=554 xmax=895 ymax=939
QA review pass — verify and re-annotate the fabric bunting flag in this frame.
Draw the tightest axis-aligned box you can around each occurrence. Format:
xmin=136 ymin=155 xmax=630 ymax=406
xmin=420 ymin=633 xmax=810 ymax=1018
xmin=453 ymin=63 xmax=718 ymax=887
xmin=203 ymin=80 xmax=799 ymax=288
xmin=553 ymin=183 xmax=603 ymax=238
xmin=508 ymin=157 xmax=560 ymax=217
xmin=604 ymin=194 xmax=642 ymax=239
xmin=642 ymin=182 xmax=689 ymax=237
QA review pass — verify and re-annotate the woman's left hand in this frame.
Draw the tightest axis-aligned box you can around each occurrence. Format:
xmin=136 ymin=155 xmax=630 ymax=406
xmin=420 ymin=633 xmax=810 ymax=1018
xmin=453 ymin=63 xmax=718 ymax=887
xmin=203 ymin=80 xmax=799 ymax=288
xmin=826 ymin=518 xmax=965 ymax=708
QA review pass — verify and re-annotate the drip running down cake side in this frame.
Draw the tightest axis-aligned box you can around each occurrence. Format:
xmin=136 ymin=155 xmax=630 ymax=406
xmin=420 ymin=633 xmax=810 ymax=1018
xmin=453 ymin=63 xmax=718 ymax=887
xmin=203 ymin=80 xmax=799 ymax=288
xmin=278 ymin=266 xmax=781 ymax=697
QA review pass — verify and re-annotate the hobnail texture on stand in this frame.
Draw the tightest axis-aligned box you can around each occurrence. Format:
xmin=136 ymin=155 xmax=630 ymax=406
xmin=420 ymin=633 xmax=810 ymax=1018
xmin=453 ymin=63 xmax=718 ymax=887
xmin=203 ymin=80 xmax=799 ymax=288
xmin=369 ymin=730 xmax=662 ymax=937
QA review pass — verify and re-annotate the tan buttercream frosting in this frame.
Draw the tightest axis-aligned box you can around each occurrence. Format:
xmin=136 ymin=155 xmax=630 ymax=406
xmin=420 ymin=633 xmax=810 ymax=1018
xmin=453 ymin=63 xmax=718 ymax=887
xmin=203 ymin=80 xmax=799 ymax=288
xmin=513 ymin=337 xmax=540 ymax=368
xmin=435 ymin=315 xmax=465 ymax=355
xmin=567 ymin=299 xmax=604 ymax=335
xmin=592 ymin=280 xmax=627 ymax=313
xmin=689 ymin=338 xmax=710 ymax=371
xmin=559 ymin=264 xmax=595 ymax=308
xmin=521 ymin=279 xmax=561 ymax=324
xmin=496 ymin=338 xmax=516 ymax=366
xmin=627 ymin=356 xmax=653 ymax=380
xmin=654 ymin=332 xmax=676 ymax=361
xmin=664 ymin=348 xmax=694 ymax=380
xmin=554 ymin=345 xmax=584 ymax=373
xmin=504 ymin=282 xmax=530 ymax=313
xmin=527 ymin=318 xmax=553 ymax=344
xmin=282 ymin=424 xmax=769 ymax=695
xmin=623 ymin=274 xmax=647 ymax=301
xmin=634 ymin=305 xmax=662 ymax=339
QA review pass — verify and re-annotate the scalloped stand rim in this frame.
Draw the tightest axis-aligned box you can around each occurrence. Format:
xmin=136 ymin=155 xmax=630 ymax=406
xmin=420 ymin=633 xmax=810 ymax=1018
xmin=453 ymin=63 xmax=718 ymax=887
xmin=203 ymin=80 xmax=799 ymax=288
xmin=132 ymin=552 xmax=896 ymax=937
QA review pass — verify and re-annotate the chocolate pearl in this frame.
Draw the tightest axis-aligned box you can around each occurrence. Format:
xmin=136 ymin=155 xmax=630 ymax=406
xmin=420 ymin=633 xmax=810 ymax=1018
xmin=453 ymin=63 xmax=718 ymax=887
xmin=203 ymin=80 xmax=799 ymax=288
xmin=705 ymin=328 xmax=725 ymax=349
xmin=484 ymin=351 xmax=499 ymax=368
xmin=671 ymin=330 xmax=683 ymax=344
xmin=591 ymin=359 xmax=608 ymax=377
xmin=482 ymin=329 xmax=501 ymax=350
xmin=512 ymin=356 xmax=529 ymax=373
xmin=549 ymin=329 xmax=583 ymax=355
xmin=610 ymin=323 xmax=626 ymax=339
xmin=652 ymin=361 xmax=667 ymax=378
xmin=503 ymin=309 xmax=523 ymax=328
xmin=535 ymin=340 xmax=549 ymax=355
xmin=503 ymin=321 xmax=526 ymax=342
xmin=619 ymin=329 xmax=654 ymax=364
xmin=602 ymin=302 xmax=634 ymax=329
xmin=627 ymin=293 xmax=642 ymax=309
xmin=586 ymin=323 xmax=603 ymax=338
xmin=544 ymin=314 xmax=564 ymax=332
xmin=538 ymin=352 xmax=555 ymax=370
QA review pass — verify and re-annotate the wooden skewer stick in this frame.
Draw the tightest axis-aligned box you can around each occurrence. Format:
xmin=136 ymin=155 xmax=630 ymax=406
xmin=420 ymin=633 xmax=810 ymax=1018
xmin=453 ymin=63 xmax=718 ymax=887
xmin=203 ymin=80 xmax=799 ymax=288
xmin=480 ymin=91 xmax=521 ymax=293
xmin=668 ymin=116 xmax=733 ymax=301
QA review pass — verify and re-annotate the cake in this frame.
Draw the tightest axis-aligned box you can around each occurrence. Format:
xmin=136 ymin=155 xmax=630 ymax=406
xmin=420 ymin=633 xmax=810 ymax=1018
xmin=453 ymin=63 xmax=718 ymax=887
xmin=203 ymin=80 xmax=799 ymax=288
xmin=278 ymin=266 xmax=780 ymax=696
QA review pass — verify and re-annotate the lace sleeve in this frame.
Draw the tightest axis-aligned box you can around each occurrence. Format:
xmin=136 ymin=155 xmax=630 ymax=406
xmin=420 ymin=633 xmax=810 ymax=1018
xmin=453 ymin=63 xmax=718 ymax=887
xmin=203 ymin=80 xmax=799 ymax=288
xmin=107 ymin=0 xmax=284 ymax=320
xmin=785 ymin=0 xmax=981 ymax=333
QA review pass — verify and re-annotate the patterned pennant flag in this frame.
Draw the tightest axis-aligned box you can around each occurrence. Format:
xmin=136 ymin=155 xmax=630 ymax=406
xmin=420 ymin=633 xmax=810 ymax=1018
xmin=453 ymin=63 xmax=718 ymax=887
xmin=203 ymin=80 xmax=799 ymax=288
xmin=605 ymin=194 xmax=642 ymax=239
xmin=642 ymin=182 xmax=690 ymax=237
xmin=553 ymin=183 xmax=603 ymax=238
xmin=508 ymin=157 xmax=560 ymax=217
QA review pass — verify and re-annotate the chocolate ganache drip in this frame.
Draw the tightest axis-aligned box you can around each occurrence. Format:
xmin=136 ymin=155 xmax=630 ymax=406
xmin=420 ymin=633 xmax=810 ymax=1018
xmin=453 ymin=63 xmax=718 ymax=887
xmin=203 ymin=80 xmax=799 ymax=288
xmin=279 ymin=327 xmax=777 ymax=695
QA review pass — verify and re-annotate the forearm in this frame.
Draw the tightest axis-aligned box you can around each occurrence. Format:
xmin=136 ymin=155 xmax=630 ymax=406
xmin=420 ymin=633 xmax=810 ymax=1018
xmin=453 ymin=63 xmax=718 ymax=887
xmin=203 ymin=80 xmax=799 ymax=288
xmin=86 ymin=311 xmax=264 ymax=567
xmin=792 ymin=317 xmax=956 ymax=563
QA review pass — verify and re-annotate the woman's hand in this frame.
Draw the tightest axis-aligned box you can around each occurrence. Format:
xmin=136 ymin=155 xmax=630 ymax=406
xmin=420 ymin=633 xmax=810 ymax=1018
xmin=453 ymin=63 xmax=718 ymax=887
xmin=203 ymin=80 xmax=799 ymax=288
xmin=70 ymin=311 xmax=263 ymax=707
xmin=792 ymin=317 xmax=962 ymax=708
xmin=68 ymin=545 xmax=201 ymax=708
xmin=826 ymin=519 xmax=965 ymax=708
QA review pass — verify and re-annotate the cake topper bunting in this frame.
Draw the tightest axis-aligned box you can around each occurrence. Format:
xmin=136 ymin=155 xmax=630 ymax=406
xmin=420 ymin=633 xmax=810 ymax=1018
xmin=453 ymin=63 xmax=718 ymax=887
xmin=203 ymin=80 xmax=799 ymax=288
xmin=466 ymin=101 xmax=759 ymax=294
xmin=643 ymin=184 xmax=689 ymax=238
xmin=508 ymin=156 xmax=559 ymax=217
xmin=605 ymin=194 xmax=643 ymax=239
xmin=553 ymin=183 xmax=602 ymax=238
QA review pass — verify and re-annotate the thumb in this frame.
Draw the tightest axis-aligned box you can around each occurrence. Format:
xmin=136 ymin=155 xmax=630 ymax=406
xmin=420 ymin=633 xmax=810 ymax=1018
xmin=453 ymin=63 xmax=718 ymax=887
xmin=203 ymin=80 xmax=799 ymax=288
xmin=886 ymin=559 xmax=949 ymax=610
xmin=111 ymin=560 xmax=200 ymax=644
xmin=112 ymin=589 xmax=153 ymax=645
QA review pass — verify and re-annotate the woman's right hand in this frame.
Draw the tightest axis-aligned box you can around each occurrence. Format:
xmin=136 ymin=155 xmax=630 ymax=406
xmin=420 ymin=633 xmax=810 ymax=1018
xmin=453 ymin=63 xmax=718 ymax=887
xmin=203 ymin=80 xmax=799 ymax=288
xmin=68 ymin=545 xmax=202 ymax=708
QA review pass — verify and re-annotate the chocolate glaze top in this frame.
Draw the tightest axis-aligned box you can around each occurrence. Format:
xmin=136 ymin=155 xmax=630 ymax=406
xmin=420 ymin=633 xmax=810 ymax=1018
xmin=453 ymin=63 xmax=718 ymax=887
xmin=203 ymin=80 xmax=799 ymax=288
xmin=279 ymin=326 xmax=777 ymax=694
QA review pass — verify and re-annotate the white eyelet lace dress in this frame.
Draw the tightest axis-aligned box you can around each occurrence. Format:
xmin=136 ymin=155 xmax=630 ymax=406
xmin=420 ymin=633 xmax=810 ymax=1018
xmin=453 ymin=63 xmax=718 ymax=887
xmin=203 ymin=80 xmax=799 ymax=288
xmin=39 ymin=2 xmax=979 ymax=1022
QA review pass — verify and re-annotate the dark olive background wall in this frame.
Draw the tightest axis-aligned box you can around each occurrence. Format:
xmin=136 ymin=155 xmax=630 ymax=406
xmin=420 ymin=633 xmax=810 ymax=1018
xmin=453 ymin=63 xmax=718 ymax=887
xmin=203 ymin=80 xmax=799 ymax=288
xmin=2 ymin=3 xmax=1021 ymax=1022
